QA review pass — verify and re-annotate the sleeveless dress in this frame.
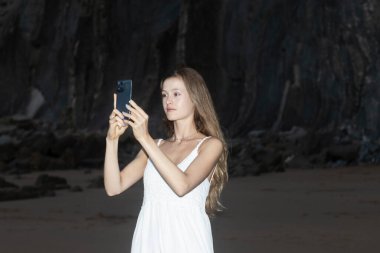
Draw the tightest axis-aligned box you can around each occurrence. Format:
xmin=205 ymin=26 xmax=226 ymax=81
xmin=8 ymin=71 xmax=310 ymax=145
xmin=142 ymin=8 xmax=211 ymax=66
xmin=131 ymin=136 xmax=214 ymax=253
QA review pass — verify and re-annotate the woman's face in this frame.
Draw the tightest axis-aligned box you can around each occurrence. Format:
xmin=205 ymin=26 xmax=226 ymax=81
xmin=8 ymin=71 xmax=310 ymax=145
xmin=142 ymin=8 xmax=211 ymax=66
xmin=161 ymin=77 xmax=195 ymax=121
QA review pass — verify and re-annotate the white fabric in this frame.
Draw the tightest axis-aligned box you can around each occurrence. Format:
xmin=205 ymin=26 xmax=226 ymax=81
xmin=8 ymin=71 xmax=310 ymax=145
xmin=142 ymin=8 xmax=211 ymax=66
xmin=131 ymin=136 xmax=213 ymax=253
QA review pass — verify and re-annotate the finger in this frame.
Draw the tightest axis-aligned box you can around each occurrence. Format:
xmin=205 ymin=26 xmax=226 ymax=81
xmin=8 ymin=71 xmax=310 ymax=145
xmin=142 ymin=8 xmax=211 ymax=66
xmin=122 ymin=111 xmax=137 ymax=122
xmin=112 ymin=116 xmax=125 ymax=128
xmin=126 ymin=104 xmax=144 ymax=120
xmin=125 ymin=119 xmax=136 ymax=128
xmin=129 ymin=100 xmax=149 ymax=119
xmin=113 ymin=108 xmax=124 ymax=119
xmin=122 ymin=118 xmax=129 ymax=126
xmin=128 ymin=110 xmax=144 ymax=126
xmin=115 ymin=116 xmax=126 ymax=125
xmin=113 ymin=93 xmax=117 ymax=109
xmin=109 ymin=111 xmax=116 ymax=120
xmin=109 ymin=107 xmax=118 ymax=119
xmin=109 ymin=116 xmax=120 ymax=124
xmin=126 ymin=105 xmax=142 ymax=121
xmin=117 ymin=121 xmax=127 ymax=128
xmin=126 ymin=103 xmax=138 ymax=114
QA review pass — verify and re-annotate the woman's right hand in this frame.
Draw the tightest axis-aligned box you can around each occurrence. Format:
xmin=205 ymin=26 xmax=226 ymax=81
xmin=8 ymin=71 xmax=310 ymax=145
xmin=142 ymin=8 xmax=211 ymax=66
xmin=107 ymin=94 xmax=128 ymax=140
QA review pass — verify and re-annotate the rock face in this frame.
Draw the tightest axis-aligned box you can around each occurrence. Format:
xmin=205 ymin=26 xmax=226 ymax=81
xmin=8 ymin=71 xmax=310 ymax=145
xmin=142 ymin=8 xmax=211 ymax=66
xmin=1 ymin=1 xmax=380 ymax=138
xmin=0 ymin=117 xmax=138 ymax=174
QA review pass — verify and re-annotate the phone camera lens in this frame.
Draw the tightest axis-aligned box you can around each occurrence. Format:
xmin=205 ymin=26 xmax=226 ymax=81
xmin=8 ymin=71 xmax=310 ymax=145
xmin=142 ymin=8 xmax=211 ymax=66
xmin=116 ymin=86 xmax=124 ymax=93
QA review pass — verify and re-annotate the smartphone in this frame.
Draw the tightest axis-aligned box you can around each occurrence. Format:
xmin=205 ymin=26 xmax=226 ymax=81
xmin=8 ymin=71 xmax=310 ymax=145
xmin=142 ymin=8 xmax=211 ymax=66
xmin=116 ymin=80 xmax=132 ymax=113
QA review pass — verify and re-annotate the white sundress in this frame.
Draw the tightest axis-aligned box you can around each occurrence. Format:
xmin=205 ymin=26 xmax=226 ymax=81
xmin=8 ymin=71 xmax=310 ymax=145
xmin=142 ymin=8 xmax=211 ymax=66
xmin=131 ymin=136 xmax=214 ymax=253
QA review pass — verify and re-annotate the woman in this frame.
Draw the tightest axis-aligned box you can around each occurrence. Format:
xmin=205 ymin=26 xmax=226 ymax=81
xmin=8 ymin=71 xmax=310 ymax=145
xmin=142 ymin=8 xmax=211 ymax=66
xmin=104 ymin=67 xmax=228 ymax=252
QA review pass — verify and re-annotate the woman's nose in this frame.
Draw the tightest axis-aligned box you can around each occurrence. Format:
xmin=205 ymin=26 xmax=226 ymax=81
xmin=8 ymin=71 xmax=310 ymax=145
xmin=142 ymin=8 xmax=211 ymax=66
xmin=166 ymin=96 xmax=173 ymax=104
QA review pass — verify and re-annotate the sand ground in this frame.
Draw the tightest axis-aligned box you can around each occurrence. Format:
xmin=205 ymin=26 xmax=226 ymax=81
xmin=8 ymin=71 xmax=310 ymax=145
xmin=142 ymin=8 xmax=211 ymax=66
xmin=1 ymin=166 xmax=380 ymax=253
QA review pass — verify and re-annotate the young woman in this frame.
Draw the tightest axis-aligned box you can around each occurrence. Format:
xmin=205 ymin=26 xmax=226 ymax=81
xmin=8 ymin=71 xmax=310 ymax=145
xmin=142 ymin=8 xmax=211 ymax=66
xmin=104 ymin=67 xmax=228 ymax=252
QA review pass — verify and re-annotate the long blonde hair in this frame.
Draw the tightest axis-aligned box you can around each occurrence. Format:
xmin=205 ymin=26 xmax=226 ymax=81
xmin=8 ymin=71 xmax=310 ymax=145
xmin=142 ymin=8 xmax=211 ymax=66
xmin=161 ymin=67 xmax=228 ymax=216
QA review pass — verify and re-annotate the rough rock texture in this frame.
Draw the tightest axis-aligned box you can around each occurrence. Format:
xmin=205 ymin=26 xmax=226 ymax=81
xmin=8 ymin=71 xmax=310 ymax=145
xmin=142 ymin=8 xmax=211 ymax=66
xmin=0 ymin=0 xmax=380 ymax=139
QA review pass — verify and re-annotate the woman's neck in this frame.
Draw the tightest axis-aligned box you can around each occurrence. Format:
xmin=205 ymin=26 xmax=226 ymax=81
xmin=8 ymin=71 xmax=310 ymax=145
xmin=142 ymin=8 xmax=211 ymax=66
xmin=172 ymin=120 xmax=199 ymax=143
xmin=172 ymin=130 xmax=199 ymax=142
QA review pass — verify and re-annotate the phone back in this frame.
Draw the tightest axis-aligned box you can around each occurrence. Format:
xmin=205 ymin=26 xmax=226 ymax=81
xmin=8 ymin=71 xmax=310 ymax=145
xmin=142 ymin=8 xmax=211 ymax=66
xmin=116 ymin=80 xmax=132 ymax=113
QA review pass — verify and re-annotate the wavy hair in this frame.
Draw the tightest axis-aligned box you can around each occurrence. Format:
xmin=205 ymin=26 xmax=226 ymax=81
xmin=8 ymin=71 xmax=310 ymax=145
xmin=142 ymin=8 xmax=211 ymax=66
xmin=161 ymin=67 xmax=228 ymax=216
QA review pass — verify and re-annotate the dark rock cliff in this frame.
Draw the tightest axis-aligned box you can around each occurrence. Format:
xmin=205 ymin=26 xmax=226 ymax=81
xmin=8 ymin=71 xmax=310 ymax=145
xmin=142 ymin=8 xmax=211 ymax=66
xmin=0 ymin=0 xmax=379 ymax=138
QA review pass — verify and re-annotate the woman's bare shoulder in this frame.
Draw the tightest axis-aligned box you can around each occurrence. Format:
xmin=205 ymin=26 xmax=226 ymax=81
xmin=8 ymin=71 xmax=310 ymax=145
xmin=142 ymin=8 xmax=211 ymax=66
xmin=200 ymin=136 xmax=223 ymax=151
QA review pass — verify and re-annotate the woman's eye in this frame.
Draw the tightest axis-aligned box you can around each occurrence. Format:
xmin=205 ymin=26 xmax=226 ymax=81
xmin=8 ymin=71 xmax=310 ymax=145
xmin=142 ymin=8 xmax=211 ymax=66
xmin=174 ymin=92 xmax=180 ymax=97
xmin=161 ymin=93 xmax=167 ymax=98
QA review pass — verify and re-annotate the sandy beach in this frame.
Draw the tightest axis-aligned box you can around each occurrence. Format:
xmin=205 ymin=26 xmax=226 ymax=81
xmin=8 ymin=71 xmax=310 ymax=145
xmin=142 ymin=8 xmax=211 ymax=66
xmin=1 ymin=166 xmax=380 ymax=253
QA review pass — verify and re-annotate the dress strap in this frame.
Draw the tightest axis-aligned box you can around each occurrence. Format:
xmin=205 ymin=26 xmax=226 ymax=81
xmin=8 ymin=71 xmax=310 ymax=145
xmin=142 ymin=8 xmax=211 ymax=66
xmin=195 ymin=136 xmax=212 ymax=151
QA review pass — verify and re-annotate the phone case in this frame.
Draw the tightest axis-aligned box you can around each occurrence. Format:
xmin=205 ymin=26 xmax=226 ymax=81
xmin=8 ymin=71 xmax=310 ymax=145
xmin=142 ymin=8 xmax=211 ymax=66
xmin=116 ymin=80 xmax=132 ymax=113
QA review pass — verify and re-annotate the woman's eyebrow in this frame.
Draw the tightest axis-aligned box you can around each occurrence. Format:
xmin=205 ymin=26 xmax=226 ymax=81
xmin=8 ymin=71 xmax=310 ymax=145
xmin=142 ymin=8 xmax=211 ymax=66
xmin=162 ymin=88 xmax=181 ymax=92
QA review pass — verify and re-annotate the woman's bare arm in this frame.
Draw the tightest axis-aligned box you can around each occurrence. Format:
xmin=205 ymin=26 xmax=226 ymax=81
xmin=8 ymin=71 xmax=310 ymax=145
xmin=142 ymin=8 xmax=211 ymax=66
xmin=124 ymin=100 xmax=223 ymax=197
xmin=104 ymin=138 xmax=148 ymax=196
xmin=138 ymin=136 xmax=222 ymax=197
xmin=104 ymin=94 xmax=151 ymax=196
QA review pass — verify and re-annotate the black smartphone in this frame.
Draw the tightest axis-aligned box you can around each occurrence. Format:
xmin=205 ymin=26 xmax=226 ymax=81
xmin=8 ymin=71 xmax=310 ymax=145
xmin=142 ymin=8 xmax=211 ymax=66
xmin=116 ymin=80 xmax=132 ymax=113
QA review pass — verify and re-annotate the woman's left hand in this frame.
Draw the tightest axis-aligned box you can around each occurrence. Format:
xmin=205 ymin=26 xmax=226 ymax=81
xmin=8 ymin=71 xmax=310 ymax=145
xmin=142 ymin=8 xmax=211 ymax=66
xmin=123 ymin=100 xmax=150 ymax=141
